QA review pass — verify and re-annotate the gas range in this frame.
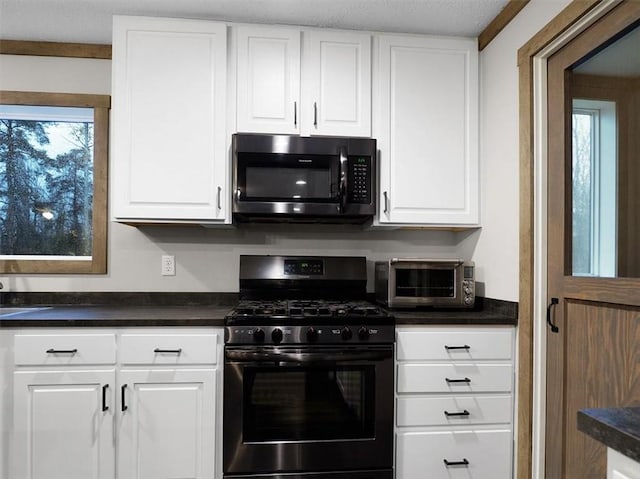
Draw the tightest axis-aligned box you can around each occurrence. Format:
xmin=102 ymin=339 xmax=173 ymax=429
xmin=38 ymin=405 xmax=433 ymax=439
xmin=224 ymin=255 xmax=395 ymax=345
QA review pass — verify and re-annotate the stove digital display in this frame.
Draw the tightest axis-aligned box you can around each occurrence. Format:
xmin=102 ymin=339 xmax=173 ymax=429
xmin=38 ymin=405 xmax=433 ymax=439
xmin=284 ymin=259 xmax=324 ymax=275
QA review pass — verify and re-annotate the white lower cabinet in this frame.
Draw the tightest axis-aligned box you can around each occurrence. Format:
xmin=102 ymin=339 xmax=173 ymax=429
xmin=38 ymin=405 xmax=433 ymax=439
xmin=4 ymin=328 xmax=222 ymax=479
xmin=608 ymin=448 xmax=640 ymax=479
xmin=12 ymin=369 xmax=116 ymax=479
xmin=395 ymin=326 xmax=515 ymax=479
xmin=117 ymin=369 xmax=216 ymax=479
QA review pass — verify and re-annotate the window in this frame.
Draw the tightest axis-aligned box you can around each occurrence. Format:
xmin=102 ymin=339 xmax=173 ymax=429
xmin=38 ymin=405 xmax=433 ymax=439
xmin=571 ymin=99 xmax=617 ymax=277
xmin=0 ymin=91 xmax=108 ymax=273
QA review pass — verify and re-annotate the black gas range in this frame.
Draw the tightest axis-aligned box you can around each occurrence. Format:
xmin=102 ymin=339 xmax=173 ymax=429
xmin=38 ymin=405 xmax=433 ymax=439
xmin=223 ymin=255 xmax=395 ymax=479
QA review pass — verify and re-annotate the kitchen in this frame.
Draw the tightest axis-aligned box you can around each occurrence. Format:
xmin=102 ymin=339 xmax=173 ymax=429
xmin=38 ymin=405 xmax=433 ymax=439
xmin=0 ymin=0 xmax=639 ymax=478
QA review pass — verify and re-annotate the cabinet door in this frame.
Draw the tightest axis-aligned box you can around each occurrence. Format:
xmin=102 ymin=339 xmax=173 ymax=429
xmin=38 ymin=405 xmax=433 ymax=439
xmin=117 ymin=369 xmax=217 ymax=479
xmin=236 ymin=26 xmax=301 ymax=134
xmin=112 ymin=16 xmax=228 ymax=221
xmin=376 ymin=35 xmax=479 ymax=225
xmin=305 ymin=31 xmax=371 ymax=137
xmin=12 ymin=369 xmax=115 ymax=479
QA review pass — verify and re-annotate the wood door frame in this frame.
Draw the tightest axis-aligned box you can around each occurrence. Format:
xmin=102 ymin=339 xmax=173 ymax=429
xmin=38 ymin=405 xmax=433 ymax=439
xmin=516 ymin=1 xmax=630 ymax=478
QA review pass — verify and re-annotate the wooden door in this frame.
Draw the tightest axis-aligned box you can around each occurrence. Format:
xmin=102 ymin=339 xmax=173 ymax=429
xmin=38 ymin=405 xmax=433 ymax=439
xmin=546 ymin=3 xmax=640 ymax=478
xmin=12 ymin=369 xmax=115 ymax=479
xmin=117 ymin=369 xmax=217 ymax=479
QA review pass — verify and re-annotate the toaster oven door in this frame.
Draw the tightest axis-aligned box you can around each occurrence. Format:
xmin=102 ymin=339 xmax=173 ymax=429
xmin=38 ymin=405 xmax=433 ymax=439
xmin=388 ymin=260 xmax=468 ymax=307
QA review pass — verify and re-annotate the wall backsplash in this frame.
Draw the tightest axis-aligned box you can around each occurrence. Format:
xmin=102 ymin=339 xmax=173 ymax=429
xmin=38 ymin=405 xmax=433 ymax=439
xmin=7 ymin=222 xmax=481 ymax=293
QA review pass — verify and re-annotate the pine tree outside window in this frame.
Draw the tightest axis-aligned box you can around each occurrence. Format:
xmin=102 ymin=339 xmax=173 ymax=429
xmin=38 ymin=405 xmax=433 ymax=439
xmin=0 ymin=91 xmax=108 ymax=274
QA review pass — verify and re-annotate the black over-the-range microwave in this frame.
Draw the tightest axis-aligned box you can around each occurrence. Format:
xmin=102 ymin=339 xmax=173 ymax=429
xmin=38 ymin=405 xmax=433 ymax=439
xmin=232 ymin=133 xmax=377 ymax=223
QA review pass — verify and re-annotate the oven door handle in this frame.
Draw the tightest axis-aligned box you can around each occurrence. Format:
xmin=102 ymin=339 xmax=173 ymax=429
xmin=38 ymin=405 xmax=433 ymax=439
xmin=225 ymin=349 xmax=392 ymax=363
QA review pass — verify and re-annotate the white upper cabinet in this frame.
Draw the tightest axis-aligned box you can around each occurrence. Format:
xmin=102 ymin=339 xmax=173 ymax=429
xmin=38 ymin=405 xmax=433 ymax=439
xmin=236 ymin=26 xmax=372 ymax=137
xmin=303 ymin=30 xmax=371 ymax=137
xmin=375 ymin=34 xmax=479 ymax=226
xmin=111 ymin=16 xmax=229 ymax=223
xmin=236 ymin=26 xmax=301 ymax=134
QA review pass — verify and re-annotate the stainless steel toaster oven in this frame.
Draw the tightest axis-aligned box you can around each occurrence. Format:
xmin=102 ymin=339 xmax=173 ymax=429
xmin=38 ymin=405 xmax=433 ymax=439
xmin=374 ymin=258 xmax=475 ymax=308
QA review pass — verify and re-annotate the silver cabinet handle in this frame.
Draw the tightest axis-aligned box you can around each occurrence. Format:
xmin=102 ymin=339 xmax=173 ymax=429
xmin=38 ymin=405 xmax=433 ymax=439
xmin=383 ymin=191 xmax=389 ymax=214
xmin=216 ymin=186 xmax=222 ymax=211
xmin=313 ymin=102 xmax=318 ymax=128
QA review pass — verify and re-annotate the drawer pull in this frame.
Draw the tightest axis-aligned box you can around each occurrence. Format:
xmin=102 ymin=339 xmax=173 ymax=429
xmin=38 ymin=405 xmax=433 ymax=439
xmin=46 ymin=348 xmax=78 ymax=354
xmin=444 ymin=344 xmax=470 ymax=351
xmin=444 ymin=458 xmax=470 ymax=467
xmin=445 ymin=377 xmax=471 ymax=384
xmin=153 ymin=348 xmax=182 ymax=354
xmin=444 ymin=409 xmax=470 ymax=417
xmin=102 ymin=384 xmax=109 ymax=412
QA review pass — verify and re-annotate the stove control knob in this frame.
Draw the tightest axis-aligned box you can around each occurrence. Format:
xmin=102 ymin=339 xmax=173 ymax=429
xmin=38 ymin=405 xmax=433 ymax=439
xmin=252 ymin=328 xmax=265 ymax=343
xmin=358 ymin=327 xmax=370 ymax=340
xmin=306 ymin=327 xmax=319 ymax=343
xmin=341 ymin=326 xmax=353 ymax=341
xmin=271 ymin=328 xmax=284 ymax=344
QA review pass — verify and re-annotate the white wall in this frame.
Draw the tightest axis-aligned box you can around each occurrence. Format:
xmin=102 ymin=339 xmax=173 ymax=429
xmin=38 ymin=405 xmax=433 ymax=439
xmin=0 ymin=0 xmax=570 ymax=298
xmin=468 ymin=0 xmax=572 ymax=302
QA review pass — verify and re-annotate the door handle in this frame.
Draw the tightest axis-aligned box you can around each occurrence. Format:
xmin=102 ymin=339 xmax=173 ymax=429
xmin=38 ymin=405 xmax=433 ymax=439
xmin=547 ymin=297 xmax=560 ymax=333
xmin=313 ymin=102 xmax=318 ymax=128
xmin=121 ymin=384 xmax=128 ymax=412
xmin=216 ymin=186 xmax=222 ymax=211
xmin=383 ymin=191 xmax=389 ymax=214
xmin=294 ymin=101 xmax=297 ymax=127
xmin=102 ymin=384 xmax=109 ymax=412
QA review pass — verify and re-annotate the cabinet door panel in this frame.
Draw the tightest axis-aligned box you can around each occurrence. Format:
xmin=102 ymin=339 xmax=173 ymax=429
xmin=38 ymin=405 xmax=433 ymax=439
xmin=112 ymin=16 xmax=227 ymax=221
xmin=397 ymin=429 xmax=512 ymax=479
xmin=12 ymin=370 xmax=115 ymax=479
xmin=377 ymin=35 xmax=478 ymax=225
xmin=118 ymin=369 xmax=216 ymax=479
xmin=307 ymin=31 xmax=371 ymax=137
xmin=236 ymin=26 xmax=300 ymax=134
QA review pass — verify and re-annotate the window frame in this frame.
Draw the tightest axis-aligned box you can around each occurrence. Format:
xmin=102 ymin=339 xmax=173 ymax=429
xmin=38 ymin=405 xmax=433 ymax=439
xmin=0 ymin=90 xmax=109 ymax=274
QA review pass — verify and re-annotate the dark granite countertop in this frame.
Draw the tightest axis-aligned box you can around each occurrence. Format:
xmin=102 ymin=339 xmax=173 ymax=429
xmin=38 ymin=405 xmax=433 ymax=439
xmin=0 ymin=305 xmax=230 ymax=328
xmin=392 ymin=297 xmax=518 ymax=325
xmin=0 ymin=293 xmax=517 ymax=328
xmin=578 ymin=407 xmax=640 ymax=463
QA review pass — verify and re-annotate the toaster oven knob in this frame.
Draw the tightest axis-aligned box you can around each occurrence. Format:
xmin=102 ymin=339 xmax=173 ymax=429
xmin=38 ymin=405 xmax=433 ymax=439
xmin=306 ymin=326 xmax=319 ymax=342
xmin=271 ymin=328 xmax=284 ymax=344
xmin=464 ymin=296 xmax=474 ymax=305
xmin=358 ymin=327 xmax=370 ymax=340
xmin=341 ymin=326 xmax=353 ymax=341
xmin=253 ymin=328 xmax=265 ymax=343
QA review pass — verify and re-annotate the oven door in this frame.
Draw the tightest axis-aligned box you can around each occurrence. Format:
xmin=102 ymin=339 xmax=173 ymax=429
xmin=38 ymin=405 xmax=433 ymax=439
xmin=388 ymin=259 xmax=464 ymax=307
xmin=223 ymin=345 xmax=394 ymax=476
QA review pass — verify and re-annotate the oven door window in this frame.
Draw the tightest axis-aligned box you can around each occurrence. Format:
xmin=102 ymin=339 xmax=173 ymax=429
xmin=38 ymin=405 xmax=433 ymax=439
xmin=395 ymin=268 xmax=455 ymax=297
xmin=238 ymin=153 xmax=339 ymax=201
xmin=243 ymin=365 xmax=375 ymax=442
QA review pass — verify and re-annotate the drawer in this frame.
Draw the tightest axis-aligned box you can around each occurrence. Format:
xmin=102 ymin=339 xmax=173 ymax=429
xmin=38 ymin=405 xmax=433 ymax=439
xmin=119 ymin=333 xmax=218 ymax=365
xmin=397 ymin=363 xmax=513 ymax=393
xmin=396 ymin=329 xmax=512 ymax=361
xmin=14 ymin=334 xmax=116 ymax=365
xmin=396 ymin=429 xmax=512 ymax=479
xmin=397 ymin=395 xmax=512 ymax=427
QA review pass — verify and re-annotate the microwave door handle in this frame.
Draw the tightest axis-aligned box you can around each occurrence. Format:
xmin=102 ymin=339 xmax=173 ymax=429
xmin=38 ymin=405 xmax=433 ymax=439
xmin=339 ymin=147 xmax=348 ymax=213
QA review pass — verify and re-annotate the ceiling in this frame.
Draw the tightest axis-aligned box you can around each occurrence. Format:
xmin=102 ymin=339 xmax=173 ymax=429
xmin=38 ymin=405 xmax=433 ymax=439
xmin=0 ymin=0 xmax=511 ymax=44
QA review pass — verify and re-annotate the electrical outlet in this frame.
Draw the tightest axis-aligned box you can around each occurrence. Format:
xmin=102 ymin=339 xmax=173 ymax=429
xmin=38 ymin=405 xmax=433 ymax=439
xmin=0 ymin=277 xmax=10 ymax=292
xmin=161 ymin=255 xmax=176 ymax=276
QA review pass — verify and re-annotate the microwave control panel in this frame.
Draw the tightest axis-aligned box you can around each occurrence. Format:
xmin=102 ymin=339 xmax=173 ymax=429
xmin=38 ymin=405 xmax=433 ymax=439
xmin=347 ymin=157 xmax=371 ymax=204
